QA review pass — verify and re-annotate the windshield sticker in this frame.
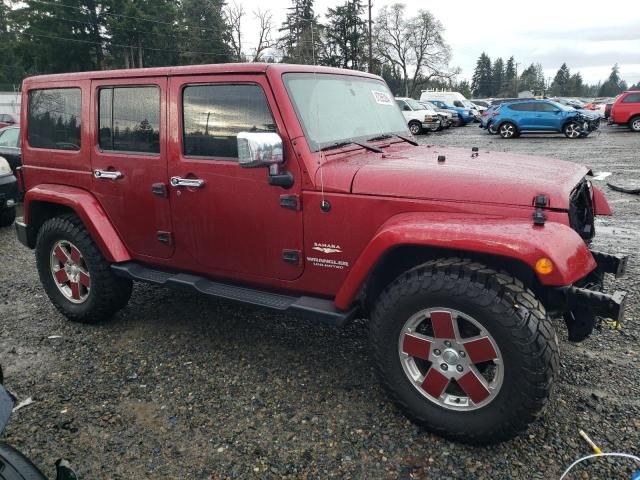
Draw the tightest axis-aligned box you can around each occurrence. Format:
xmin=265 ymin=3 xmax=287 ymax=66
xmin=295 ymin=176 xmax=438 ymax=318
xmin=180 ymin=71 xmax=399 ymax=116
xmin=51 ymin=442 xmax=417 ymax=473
xmin=372 ymin=90 xmax=393 ymax=105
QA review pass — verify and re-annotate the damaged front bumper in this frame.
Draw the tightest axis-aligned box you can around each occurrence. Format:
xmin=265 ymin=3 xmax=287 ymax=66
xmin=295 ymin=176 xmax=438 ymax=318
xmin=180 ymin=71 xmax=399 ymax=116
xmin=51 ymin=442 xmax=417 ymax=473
xmin=552 ymin=250 xmax=628 ymax=341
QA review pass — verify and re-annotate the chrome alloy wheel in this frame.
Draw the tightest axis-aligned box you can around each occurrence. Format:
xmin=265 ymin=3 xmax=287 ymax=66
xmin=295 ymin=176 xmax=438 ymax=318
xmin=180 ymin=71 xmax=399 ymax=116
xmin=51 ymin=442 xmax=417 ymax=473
xmin=398 ymin=308 xmax=503 ymax=411
xmin=631 ymin=117 xmax=640 ymax=132
xmin=565 ymin=123 xmax=581 ymax=138
xmin=50 ymin=240 xmax=91 ymax=304
xmin=499 ymin=123 xmax=515 ymax=138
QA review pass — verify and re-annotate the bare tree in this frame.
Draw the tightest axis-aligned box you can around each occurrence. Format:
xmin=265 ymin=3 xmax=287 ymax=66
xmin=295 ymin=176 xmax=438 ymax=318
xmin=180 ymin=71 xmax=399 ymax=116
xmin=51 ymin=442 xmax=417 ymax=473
xmin=226 ymin=1 xmax=245 ymax=62
xmin=252 ymin=9 xmax=275 ymax=62
xmin=374 ymin=4 xmax=454 ymax=97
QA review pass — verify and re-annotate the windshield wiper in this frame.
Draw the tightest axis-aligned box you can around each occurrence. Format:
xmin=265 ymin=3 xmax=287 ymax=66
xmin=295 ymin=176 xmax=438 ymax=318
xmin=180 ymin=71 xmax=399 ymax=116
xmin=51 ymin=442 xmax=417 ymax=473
xmin=367 ymin=133 xmax=418 ymax=146
xmin=320 ymin=140 xmax=383 ymax=153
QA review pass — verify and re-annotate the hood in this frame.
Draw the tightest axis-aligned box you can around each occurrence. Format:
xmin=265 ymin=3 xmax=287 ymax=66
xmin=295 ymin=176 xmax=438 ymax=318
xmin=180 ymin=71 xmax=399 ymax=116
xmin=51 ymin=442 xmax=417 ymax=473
xmin=317 ymin=145 xmax=589 ymax=210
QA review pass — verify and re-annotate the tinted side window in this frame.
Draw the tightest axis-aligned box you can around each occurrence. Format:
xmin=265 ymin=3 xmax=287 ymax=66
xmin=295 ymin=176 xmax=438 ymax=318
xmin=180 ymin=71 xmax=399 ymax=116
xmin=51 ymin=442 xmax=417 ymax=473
xmin=509 ymin=103 xmax=529 ymax=111
xmin=99 ymin=86 xmax=160 ymax=154
xmin=28 ymin=88 xmax=81 ymax=150
xmin=537 ymin=103 xmax=558 ymax=112
xmin=0 ymin=128 xmax=19 ymax=148
xmin=622 ymin=93 xmax=640 ymax=103
xmin=182 ymin=84 xmax=276 ymax=159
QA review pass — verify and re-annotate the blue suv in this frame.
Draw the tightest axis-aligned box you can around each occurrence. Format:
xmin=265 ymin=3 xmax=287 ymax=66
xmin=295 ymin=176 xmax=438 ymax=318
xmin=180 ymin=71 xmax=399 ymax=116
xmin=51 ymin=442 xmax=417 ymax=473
xmin=424 ymin=100 xmax=475 ymax=126
xmin=489 ymin=100 xmax=599 ymax=139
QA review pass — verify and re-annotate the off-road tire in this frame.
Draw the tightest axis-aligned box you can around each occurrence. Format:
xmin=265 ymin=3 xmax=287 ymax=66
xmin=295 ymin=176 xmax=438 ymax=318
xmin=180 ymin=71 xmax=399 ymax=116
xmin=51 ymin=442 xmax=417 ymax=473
xmin=0 ymin=206 xmax=16 ymax=228
xmin=369 ymin=258 xmax=559 ymax=444
xmin=0 ymin=442 xmax=46 ymax=480
xmin=35 ymin=214 xmax=132 ymax=323
xmin=408 ymin=121 xmax=423 ymax=135
xmin=629 ymin=115 xmax=640 ymax=132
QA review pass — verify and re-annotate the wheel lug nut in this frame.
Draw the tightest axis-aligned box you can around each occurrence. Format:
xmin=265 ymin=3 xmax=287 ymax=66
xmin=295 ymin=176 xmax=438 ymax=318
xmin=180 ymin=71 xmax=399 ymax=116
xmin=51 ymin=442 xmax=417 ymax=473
xmin=456 ymin=365 xmax=463 ymax=372
xmin=444 ymin=341 xmax=451 ymax=347
xmin=440 ymin=363 xmax=448 ymax=371
xmin=459 ymin=351 xmax=466 ymax=358
xmin=433 ymin=349 xmax=441 ymax=356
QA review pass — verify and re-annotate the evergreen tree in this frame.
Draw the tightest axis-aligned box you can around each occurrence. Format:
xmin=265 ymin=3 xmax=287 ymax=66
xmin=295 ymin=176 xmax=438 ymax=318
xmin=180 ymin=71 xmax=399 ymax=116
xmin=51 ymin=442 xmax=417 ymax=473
xmin=598 ymin=64 xmax=626 ymax=96
xmin=322 ymin=0 xmax=367 ymax=69
xmin=519 ymin=63 xmax=544 ymax=95
xmin=566 ymin=73 xmax=584 ymax=97
xmin=550 ymin=63 xmax=570 ymax=96
xmin=179 ymin=0 xmax=231 ymax=64
xmin=278 ymin=0 xmax=323 ymax=65
xmin=491 ymin=57 xmax=504 ymax=97
xmin=471 ymin=52 xmax=492 ymax=97
xmin=504 ymin=56 xmax=516 ymax=97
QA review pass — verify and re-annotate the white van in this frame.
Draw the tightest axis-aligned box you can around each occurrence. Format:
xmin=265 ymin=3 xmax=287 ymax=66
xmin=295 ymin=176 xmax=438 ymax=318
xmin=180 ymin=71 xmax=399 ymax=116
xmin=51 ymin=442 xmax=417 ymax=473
xmin=395 ymin=97 xmax=441 ymax=135
xmin=420 ymin=90 xmax=480 ymax=116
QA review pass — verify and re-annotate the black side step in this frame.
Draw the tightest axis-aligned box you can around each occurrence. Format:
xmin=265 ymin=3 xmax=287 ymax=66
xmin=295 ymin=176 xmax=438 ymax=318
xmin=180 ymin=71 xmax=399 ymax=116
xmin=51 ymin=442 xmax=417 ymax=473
xmin=111 ymin=262 xmax=355 ymax=327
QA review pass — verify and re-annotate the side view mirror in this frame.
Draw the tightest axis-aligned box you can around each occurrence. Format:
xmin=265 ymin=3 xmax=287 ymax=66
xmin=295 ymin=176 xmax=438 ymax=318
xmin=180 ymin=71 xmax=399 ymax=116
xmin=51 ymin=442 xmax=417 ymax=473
xmin=237 ymin=132 xmax=284 ymax=168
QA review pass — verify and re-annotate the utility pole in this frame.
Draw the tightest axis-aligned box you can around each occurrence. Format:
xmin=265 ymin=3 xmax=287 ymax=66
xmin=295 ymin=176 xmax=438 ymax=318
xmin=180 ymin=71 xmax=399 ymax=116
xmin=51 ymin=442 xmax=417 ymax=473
xmin=514 ymin=62 xmax=520 ymax=97
xmin=368 ymin=0 xmax=373 ymax=73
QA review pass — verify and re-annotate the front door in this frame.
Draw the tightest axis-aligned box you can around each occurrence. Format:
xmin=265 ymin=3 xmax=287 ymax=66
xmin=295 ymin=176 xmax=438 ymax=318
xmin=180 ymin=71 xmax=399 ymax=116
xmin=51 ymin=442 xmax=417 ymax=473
xmin=90 ymin=78 xmax=174 ymax=259
xmin=167 ymin=74 xmax=304 ymax=281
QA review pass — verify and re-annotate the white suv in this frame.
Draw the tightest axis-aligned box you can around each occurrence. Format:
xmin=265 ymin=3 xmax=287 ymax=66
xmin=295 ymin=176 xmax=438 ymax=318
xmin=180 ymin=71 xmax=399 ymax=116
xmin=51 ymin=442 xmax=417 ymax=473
xmin=395 ymin=97 xmax=441 ymax=135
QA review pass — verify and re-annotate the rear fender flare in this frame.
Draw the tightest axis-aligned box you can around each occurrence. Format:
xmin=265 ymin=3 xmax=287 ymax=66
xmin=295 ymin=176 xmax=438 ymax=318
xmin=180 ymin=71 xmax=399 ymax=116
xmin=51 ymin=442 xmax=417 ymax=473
xmin=334 ymin=213 xmax=596 ymax=310
xmin=23 ymin=184 xmax=130 ymax=262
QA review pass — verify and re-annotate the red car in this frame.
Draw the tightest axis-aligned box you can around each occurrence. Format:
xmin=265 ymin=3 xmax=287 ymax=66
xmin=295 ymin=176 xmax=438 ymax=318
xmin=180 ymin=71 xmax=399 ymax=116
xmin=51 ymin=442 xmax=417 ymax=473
xmin=15 ymin=64 xmax=627 ymax=444
xmin=610 ymin=91 xmax=640 ymax=131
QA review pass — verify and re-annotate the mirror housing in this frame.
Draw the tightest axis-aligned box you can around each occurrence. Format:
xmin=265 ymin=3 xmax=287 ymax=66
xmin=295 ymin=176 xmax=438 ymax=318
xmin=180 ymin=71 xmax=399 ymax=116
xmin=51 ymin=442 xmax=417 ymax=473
xmin=237 ymin=132 xmax=284 ymax=168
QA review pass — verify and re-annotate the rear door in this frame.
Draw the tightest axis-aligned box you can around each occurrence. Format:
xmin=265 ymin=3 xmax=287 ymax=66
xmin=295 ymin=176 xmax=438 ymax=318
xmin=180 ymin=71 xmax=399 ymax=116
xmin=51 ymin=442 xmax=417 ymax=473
xmin=166 ymin=74 xmax=304 ymax=281
xmin=90 ymin=78 xmax=174 ymax=259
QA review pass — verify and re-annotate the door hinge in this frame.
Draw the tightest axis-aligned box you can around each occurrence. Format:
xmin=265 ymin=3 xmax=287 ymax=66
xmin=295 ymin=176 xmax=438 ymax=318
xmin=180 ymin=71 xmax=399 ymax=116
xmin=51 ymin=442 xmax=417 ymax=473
xmin=282 ymin=249 xmax=301 ymax=265
xmin=152 ymin=183 xmax=168 ymax=198
xmin=280 ymin=194 xmax=300 ymax=211
xmin=157 ymin=231 xmax=173 ymax=245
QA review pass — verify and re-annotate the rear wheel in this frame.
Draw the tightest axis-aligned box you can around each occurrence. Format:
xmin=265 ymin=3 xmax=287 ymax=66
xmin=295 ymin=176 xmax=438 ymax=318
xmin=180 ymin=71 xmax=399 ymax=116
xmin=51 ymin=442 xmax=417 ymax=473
xmin=563 ymin=121 xmax=582 ymax=138
xmin=35 ymin=214 xmax=132 ymax=323
xmin=369 ymin=258 xmax=559 ymax=444
xmin=630 ymin=115 xmax=640 ymax=132
xmin=408 ymin=121 xmax=423 ymax=135
xmin=499 ymin=122 xmax=517 ymax=139
xmin=0 ymin=206 xmax=16 ymax=228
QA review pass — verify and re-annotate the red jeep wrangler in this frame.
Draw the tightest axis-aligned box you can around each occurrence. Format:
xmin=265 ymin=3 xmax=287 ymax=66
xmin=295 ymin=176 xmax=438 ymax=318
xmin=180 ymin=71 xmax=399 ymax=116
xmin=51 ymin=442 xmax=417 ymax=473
xmin=15 ymin=64 xmax=627 ymax=444
xmin=609 ymin=90 xmax=640 ymax=131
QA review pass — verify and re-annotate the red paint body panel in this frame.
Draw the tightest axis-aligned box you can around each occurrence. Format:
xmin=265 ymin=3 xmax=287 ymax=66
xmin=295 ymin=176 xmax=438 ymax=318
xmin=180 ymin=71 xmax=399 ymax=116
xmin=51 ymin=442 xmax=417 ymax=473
xmin=19 ymin=64 xmax=609 ymax=312
xmin=592 ymin=186 xmax=612 ymax=216
xmin=23 ymin=185 xmax=130 ymax=262
xmin=334 ymin=212 xmax=596 ymax=309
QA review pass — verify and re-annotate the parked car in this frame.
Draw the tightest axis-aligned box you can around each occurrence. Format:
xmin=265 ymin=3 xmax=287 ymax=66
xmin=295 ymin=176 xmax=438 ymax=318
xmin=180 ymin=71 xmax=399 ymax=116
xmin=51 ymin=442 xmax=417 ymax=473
xmin=582 ymin=98 xmax=611 ymax=117
xmin=0 ymin=113 xmax=18 ymax=129
xmin=15 ymin=64 xmax=627 ymax=445
xmin=423 ymin=99 xmax=474 ymax=126
xmin=490 ymin=99 xmax=599 ymax=139
xmin=419 ymin=101 xmax=454 ymax=129
xmin=419 ymin=91 xmax=480 ymax=117
xmin=609 ymin=91 xmax=640 ymax=132
xmin=395 ymin=97 xmax=441 ymax=134
xmin=0 ymin=126 xmax=21 ymax=172
xmin=0 ymin=155 xmax=17 ymax=227
xmin=470 ymin=100 xmax=491 ymax=109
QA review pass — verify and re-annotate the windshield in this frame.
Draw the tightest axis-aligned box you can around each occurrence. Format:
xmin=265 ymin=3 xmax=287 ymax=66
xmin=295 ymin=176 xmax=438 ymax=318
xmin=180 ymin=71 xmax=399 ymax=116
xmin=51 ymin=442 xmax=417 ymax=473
xmin=404 ymin=98 xmax=425 ymax=111
xmin=283 ymin=73 xmax=409 ymax=151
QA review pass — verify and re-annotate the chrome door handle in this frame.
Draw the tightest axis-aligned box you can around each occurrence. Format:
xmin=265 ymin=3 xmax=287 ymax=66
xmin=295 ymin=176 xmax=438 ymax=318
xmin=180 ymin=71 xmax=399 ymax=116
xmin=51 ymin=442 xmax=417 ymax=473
xmin=94 ymin=169 xmax=123 ymax=180
xmin=170 ymin=176 xmax=205 ymax=188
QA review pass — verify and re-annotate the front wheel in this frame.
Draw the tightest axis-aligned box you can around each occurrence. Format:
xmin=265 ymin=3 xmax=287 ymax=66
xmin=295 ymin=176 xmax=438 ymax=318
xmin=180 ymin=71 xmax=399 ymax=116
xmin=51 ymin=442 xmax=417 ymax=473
xmin=630 ymin=115 xmax=640 ymax=132
xmin=487 ymin=122 xmax=497 ymax=135
xmin=0 ymin=206 xmax=16 ymax=228
xmin=35 ymin=214 xmax=132 ymax=323
xmin=369 ymin=258 xmax=559 ymax=444
xmin=0 ymin=442 xmax=46 ymax=480
xmin=563 ymin=121 xmax=582 ymax=138
xmin=408 ymin=121 xmax=423 ymax=135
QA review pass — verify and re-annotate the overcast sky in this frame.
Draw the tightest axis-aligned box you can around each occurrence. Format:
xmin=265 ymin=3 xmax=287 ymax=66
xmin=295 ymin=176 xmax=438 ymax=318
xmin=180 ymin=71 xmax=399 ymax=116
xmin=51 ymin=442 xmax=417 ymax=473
xmin=237 ymin=0 xmax=640 ymax=86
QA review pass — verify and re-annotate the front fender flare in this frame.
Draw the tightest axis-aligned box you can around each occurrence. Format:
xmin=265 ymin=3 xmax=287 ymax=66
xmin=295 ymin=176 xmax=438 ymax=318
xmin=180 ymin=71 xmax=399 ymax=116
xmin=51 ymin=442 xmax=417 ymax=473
xmin=334 ymin=213 xmax=596 ymax=310
xmin=23 ymin=184 xmax=130 ymax=263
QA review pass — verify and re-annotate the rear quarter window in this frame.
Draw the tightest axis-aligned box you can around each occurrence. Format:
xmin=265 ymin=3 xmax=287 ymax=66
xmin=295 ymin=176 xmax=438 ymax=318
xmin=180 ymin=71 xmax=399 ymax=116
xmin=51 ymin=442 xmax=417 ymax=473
xmin=28 ymin=88 xmax=81 ymax=150
xmin=622 ymin=93 xmax=640 ymax=104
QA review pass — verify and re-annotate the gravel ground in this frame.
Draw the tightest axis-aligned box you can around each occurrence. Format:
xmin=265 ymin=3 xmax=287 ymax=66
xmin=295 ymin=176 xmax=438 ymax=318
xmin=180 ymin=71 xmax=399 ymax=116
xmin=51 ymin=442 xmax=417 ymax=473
xmin=1 ymin=123 xmax=639 ymax=479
